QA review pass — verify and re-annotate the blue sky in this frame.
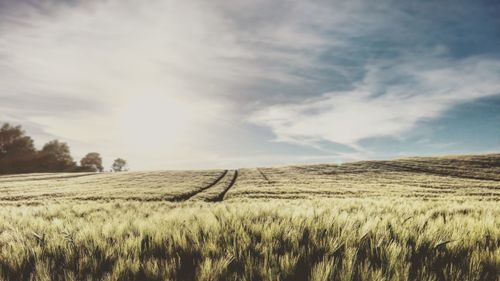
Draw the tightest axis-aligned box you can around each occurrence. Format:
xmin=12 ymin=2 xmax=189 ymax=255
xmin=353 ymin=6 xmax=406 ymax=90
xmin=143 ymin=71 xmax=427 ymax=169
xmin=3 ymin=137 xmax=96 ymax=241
xmin=0 ymin=0 xmax=499 ymax=170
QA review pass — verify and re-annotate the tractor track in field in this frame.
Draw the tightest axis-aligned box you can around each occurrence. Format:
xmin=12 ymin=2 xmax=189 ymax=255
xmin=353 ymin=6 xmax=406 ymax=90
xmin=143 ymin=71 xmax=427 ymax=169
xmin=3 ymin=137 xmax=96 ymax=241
xmin=208 ymin=169 xmax=238 ymax=202
xmin=171 ymin=170 xmax=228 ymax=201
xmin=257 ymin=168 xmax=272 ymax=184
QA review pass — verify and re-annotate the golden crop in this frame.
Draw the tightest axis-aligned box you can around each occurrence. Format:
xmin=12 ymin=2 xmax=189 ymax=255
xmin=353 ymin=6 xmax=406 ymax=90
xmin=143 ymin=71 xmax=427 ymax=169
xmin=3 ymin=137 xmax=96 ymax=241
xmin=0 ymin=154 xmax=499 ymax=281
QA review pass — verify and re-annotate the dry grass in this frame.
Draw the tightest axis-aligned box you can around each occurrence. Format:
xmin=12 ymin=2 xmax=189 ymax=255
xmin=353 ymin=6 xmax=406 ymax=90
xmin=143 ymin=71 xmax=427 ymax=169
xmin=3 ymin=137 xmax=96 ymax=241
xmin=0 ymin=154 xmax=499 ymax=280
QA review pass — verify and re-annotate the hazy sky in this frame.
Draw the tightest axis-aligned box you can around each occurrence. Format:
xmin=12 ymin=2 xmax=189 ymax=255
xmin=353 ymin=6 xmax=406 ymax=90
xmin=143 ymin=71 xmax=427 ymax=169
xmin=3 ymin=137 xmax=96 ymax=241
xmin=1 ymin=0 xmax=499 ymax=170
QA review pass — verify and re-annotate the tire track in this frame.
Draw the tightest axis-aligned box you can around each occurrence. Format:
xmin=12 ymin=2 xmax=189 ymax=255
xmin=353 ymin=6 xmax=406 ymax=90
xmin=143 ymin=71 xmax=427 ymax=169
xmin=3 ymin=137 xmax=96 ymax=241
xmin=170 ymin=170 xmax=228 ymax=201
xmin=257 ymin=168 xmax=272 ymax=184
xmin=209 ymin=169 xmax=238 ymax=202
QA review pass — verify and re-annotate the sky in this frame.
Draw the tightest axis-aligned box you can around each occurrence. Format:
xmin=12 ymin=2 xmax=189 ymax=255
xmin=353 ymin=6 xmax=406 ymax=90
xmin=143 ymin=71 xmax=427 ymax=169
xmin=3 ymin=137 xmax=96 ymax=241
xmin=0 ymin=0 xmax=499 ymax=170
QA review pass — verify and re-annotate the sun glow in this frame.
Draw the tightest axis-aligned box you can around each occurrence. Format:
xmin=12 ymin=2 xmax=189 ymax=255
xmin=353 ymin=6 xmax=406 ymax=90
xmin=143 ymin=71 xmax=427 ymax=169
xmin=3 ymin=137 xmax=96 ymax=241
xmin=118 ymin=95 xmax=192 ymax=149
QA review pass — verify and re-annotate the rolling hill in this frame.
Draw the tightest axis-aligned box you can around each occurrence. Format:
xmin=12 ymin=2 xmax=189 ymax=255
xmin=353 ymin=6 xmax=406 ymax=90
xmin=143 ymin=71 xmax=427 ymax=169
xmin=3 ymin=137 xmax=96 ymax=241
xmin=0 ymin=154 xmax=498 ymax=281
xmin=0 ymin=153 xmax=498 ymax=202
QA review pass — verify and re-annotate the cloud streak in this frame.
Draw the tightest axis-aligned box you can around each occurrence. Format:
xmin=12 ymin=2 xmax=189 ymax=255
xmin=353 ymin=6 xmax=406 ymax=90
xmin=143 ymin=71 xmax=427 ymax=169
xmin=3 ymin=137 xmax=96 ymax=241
xmin=249 ymin=55 xmax=500 ymax=147
xmin=0 ymin=0 xmax=499 ymax=169
xmin=1 ymin=0 xmax=347 ymax=168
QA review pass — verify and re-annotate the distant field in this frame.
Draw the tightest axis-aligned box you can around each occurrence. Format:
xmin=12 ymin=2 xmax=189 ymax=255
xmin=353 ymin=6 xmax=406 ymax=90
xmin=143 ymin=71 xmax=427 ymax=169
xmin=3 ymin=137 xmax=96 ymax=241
xmin=0 ymin=154 xmax=499 ymax=280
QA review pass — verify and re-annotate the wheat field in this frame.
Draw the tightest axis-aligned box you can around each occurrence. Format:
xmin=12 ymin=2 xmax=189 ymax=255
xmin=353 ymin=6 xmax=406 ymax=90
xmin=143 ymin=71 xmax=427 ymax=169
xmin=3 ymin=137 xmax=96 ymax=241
xmin=0 ymin=154 xmax=499 ymax=281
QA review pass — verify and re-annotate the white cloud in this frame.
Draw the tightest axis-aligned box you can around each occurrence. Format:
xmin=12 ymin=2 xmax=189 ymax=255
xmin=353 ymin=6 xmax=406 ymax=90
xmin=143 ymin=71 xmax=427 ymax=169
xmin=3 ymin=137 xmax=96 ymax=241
xmin=249 ymin=56 xmax=500 ymax=147
xmin=1 ymin=0 xmax=356 ymax=169
xmin=1 ymin=0 xmax=498 ymax=168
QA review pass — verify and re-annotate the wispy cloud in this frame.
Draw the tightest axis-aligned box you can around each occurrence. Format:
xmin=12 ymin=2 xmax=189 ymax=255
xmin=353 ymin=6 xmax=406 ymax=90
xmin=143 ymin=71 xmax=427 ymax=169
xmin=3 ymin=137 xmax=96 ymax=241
xmin=249 ymin=55 xmax=500 ymax=148
xmin=0 ymin=0 xmax=499 ymax=169
xmin=0 ymin=0 xmax=370 ymax=167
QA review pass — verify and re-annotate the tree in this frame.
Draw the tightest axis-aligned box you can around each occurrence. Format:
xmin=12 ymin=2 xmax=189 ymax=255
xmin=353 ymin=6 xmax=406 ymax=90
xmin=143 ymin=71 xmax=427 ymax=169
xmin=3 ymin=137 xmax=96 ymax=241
xmin=0 ymin=123 xmax=36 ymax=157
xmin=112 ymin=158 xmax=127 ymax=172
xmin=80 ymin=152 xmax=103 ymax=172
xmin=37 ymin=140 xmax=76 ymax=172
xmin=0 ymin=122 xmax=119 ymax=175
xmin=0 ymin=123 xmax=37 ymax=174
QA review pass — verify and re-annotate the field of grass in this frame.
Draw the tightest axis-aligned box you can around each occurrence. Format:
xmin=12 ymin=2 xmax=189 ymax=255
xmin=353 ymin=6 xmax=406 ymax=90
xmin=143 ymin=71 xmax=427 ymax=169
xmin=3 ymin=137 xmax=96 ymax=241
xmin=0 ymin=154 xmax=499 ymax=280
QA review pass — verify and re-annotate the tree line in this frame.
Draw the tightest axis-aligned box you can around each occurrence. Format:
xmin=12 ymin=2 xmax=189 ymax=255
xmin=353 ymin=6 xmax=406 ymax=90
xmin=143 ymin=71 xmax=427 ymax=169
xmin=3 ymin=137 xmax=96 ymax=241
xmin=0 ymin=123 xmax=127 ymax=175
